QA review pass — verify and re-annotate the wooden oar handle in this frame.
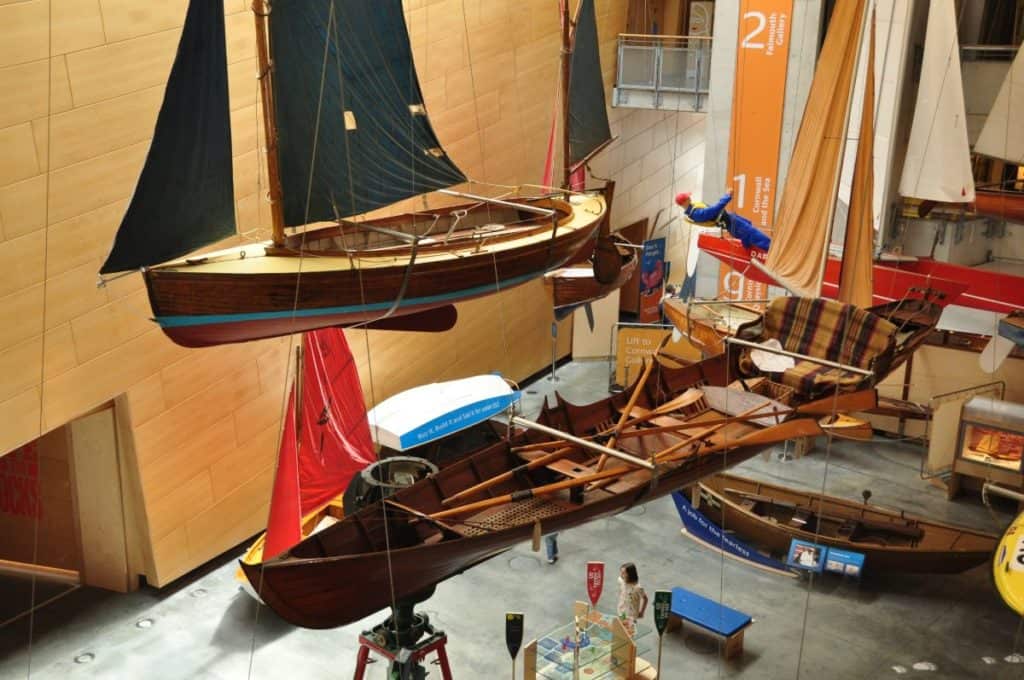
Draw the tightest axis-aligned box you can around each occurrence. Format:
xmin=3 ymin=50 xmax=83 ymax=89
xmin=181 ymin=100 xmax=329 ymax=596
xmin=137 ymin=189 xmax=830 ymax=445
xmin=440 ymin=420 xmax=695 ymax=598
xmin=441 ymin=446 xmax=575 ymax=506
xmin=431 ymin=465 xmax=634 ymax=521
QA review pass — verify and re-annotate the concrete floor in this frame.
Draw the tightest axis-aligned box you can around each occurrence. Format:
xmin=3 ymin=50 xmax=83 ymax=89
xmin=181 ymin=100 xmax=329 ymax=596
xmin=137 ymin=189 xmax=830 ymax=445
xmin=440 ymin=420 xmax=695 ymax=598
xmin=2 ymin=359 xmax=1023 ymax=679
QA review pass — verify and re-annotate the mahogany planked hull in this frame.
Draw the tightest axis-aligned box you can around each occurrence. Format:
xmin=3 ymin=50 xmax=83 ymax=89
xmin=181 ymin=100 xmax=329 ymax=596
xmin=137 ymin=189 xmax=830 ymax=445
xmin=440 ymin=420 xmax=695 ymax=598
xmin=145 ymin=196 xmax=606 ymax=347
xmin=548 ymin=236 xmax=639 ymax=310
xmin=243 ymin=437 xmax=776 ymax=629
xmin=697 ymin=474 xmax=997 ymax=573
xmin=240 ymin=351 xmax=828 ymax=629
xmin=975 ymin=188 xmax=1024 ymax=225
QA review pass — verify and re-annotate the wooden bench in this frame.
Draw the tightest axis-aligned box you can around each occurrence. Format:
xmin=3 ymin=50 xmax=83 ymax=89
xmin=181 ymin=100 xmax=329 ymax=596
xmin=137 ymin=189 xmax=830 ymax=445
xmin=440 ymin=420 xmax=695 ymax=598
xmin=666 ymin=586 xmax=752 ymax=660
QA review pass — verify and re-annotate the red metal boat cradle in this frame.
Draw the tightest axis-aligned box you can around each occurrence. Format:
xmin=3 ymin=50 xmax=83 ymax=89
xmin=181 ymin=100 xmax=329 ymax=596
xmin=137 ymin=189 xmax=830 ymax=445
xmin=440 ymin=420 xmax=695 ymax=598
xmin=353 ymin=631 xmax=453 ymax=680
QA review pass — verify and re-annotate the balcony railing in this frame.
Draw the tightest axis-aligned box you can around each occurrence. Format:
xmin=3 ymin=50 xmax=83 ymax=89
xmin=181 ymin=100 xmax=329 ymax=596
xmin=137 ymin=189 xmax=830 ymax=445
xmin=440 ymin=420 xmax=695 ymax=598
xmin=613 ymin=34 xmax=712 ymax=111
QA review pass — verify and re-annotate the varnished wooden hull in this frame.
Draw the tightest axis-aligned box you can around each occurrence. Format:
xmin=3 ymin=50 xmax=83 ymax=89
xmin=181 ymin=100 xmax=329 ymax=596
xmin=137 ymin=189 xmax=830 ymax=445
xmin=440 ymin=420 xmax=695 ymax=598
xmin=697 ymin=474 xmax=997 ymax=573
xmin=146 ymin=195 xmax=606 ymax=347
xmin=243 ymin=438 xmax=775 ymax=628
xmin=975 ymin=188 xmax=1024 ymax=224
xmin=548 ymin=236 xmax=638 ymax=310
xmin=241 ymin=354 xmax=816 ymax=628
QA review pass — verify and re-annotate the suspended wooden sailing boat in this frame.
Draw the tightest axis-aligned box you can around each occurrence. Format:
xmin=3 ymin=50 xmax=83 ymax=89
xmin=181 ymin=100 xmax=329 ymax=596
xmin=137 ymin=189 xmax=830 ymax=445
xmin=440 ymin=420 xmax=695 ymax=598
xmin=99 ymin=0 xmax=607 ymax=348
xmin=698 ymin=1 xmax=968 ymax=307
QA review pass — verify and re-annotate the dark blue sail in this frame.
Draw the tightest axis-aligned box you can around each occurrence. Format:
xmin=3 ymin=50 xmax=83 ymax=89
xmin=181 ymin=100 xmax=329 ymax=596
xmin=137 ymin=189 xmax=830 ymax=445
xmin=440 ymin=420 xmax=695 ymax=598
xmin=269 ymin=0 xmax=467 ymax=227
xmin=101 ymin=0 xmax=236 ymax=275
xmin=567 ymin=0 xmax=612 ymax=170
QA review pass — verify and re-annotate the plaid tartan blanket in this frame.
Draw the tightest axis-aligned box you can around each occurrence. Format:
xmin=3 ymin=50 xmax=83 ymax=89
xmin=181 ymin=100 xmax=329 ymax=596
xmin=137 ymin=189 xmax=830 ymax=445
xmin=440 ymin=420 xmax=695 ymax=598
xmin=761 ymin=298 xmax=896 ymax=396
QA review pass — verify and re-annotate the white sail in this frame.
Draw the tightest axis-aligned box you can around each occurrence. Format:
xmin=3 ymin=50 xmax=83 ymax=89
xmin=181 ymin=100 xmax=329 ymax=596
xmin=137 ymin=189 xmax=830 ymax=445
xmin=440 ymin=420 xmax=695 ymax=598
xmin=899 ymin=0 xmax=975 ymax=202
xmin=974 ymin=44 xmax=1024 ymax=164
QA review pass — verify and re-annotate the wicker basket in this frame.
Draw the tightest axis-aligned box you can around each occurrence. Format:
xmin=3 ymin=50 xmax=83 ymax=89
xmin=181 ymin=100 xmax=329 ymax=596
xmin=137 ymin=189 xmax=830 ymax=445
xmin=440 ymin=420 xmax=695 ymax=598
xmin=755 ymin=379 xmax=794 ymax=406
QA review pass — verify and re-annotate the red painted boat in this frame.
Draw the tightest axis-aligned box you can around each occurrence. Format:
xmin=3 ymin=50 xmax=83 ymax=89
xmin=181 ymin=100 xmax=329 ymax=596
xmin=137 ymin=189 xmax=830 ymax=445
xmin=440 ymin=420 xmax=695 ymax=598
xmin=696 ymin=233 xmax=1024 ymax=312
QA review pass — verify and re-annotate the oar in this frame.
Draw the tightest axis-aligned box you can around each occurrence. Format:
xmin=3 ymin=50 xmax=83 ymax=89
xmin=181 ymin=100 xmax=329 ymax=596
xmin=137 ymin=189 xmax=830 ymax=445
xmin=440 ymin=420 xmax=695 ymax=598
xmin=510 ymin=389 xmax=710 ymax=455
xmin=649 ymin=401 xmax=776 ymax=463
xmin=614 ymin=389 xmax=878 ymax=440
xmin=596 ymin=337 xmax=670 ymax=472
xmin=430 ymin=465 xmax=632 ymax=521
xmin=614 ymin=387 xmax=706 ymax=429
xmin=512 ymin=389 xmax=876 ymax=462
xmin=586 ymin=400 xmax=778 ymax=493
xmin=431 ymin=418 xmax=825 ymax=521
xmin=440 ymin=446 xmax=576 ymax=506
xmin=657 ymin=418 xmax=824 ymax=465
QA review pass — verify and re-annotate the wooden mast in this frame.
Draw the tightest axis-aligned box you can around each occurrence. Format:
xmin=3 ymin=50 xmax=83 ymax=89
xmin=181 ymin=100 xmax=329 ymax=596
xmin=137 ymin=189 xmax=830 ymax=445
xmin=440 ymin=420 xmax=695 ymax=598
xmin=561 ymin=1 xmax=573 ymax=191
xmin=253 ymin=0 xmax=287 ymax=247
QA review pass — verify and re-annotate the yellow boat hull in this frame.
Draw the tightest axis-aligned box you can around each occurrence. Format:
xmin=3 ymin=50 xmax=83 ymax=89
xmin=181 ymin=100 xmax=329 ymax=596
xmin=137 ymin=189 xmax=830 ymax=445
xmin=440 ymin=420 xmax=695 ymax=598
xmin=993 ymin=510 xmax=1024 ymax=616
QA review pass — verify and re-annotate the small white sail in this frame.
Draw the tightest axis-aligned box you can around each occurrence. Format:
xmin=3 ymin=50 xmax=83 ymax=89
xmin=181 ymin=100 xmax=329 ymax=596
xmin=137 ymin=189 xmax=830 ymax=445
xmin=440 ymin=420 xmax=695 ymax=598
xmin=974 ymin=44 xmax=1024 ymax=164
xmin=899 ymin=0 xmax=975 ymax=202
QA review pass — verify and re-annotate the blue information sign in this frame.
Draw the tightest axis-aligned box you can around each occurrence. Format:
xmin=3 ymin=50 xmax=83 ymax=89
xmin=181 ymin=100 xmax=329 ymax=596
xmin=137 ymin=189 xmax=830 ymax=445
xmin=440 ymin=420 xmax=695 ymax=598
xmin=823 ymin=547 xmax=866 ymax=577
xmin=786 ymin=539 xmax=826 ymax=573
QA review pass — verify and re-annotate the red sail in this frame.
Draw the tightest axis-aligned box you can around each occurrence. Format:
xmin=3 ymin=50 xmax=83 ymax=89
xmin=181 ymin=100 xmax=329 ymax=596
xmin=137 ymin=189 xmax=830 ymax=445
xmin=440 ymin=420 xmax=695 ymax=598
xmin=264 ymin=329 xmax=376 ymax=559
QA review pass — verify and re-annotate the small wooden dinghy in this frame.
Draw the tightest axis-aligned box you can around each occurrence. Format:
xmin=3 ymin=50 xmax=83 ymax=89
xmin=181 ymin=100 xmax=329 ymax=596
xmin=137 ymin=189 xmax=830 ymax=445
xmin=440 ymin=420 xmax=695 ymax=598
xmin=696 ymin=474 xmax=998 ymax=573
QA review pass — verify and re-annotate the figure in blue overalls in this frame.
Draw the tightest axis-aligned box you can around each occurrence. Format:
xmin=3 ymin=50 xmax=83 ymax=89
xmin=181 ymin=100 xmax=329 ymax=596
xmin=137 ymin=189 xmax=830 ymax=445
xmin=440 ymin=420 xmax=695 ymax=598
xmin=675 ymin=190 xmax=772 ymax=251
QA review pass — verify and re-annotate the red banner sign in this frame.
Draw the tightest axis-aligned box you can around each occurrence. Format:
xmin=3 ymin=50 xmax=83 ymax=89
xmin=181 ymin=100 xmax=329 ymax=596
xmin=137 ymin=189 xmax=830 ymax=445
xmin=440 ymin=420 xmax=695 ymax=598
xmin=0 ymin=442 xmax=42 ymax=519
xmin=586 ymin=561 xmax=604 ymax=606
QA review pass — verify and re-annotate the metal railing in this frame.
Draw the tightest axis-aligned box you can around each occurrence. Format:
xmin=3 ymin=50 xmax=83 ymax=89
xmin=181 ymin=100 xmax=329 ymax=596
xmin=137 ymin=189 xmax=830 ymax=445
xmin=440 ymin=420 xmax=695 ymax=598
xmin=614 ymin=34 xmax=713 ymax=110
xmin=959 ymin=43 xmax=1019 ymax=61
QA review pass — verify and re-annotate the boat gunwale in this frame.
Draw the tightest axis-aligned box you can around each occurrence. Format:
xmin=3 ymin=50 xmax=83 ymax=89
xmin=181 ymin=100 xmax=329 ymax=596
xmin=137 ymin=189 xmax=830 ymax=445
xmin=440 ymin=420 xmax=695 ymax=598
xmin=702 ymin=473 xmax=999 ymax=549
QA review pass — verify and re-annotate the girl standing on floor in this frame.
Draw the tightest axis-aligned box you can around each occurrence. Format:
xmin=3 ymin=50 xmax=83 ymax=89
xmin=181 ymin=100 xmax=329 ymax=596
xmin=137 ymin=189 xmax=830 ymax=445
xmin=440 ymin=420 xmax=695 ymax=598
xmin=616 ymin=562 xmax=648 ymax=630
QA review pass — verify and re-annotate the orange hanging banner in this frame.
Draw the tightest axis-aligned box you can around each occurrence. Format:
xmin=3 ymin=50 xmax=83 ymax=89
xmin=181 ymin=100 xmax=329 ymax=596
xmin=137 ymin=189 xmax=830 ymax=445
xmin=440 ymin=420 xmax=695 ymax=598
xmin=719 ymin=0 xmax=793 ymax=302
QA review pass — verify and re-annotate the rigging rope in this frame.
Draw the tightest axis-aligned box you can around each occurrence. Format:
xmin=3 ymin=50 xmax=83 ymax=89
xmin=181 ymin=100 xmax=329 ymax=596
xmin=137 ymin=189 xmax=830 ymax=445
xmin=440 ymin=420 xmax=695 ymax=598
xmin=25 ymin=0 xmax=55 ymax=675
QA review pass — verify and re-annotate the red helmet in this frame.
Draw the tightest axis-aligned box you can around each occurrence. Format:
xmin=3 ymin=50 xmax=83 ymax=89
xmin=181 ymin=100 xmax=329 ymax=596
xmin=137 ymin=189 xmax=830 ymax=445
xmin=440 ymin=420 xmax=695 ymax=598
xmin=675 ymin=192 xmax=691 ymax=206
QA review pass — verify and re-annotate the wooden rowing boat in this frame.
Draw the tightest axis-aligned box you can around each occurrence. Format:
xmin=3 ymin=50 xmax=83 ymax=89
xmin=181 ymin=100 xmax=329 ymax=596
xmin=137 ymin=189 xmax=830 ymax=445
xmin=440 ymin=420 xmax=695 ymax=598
xmin=662 ymin=298 xmax=762 ymax=356
xmin=241 ymin=348 xmax=841 ymax=628
xmin=695 ymin=473 xmax=997 ymax=573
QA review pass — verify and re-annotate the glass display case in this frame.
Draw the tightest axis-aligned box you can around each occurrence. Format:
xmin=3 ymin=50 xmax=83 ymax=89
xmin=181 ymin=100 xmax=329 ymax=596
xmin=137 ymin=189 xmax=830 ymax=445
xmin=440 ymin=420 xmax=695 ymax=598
xmin=527 ymin=607 xmax=653 ymax=680
xmin=949 ymin=396 xmax=1024 ymax=501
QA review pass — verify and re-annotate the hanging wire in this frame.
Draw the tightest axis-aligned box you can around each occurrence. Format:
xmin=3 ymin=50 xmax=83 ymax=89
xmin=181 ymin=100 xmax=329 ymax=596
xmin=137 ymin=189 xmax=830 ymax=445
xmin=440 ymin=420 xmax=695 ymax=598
xmin=25 ymin=1 xmax=56 ymax=676
xmin=246 ymin=1 xmax=337 ymax=677
xmin=461 ymin=0 xmax=490 ymax=182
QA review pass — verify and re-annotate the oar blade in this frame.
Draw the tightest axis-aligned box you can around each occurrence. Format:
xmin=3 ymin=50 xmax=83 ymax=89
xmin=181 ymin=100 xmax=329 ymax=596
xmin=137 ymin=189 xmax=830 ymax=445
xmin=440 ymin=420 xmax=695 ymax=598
xmin=706 ymin=417 xmax=823 ymax=452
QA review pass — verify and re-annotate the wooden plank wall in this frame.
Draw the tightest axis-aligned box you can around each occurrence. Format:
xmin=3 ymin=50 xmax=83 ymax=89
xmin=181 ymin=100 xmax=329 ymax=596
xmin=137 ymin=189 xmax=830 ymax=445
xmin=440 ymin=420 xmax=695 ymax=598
xmin=0 ymin=0 xmax=706 ymax=587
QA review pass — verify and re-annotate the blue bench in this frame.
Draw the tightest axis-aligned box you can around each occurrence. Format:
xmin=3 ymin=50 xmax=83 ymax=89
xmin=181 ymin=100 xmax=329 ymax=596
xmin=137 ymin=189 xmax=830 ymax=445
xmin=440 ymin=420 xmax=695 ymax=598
xmin=667 ymin=586 xmax=753 ymax=659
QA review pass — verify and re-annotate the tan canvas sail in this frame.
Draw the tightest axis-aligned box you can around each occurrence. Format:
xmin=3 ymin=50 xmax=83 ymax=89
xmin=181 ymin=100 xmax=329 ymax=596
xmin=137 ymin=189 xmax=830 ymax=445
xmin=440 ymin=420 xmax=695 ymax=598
xmin=974 ymin=45 xmax=1024 ymax=164
xmin=762 ymin=0 xmax=867 ymax=297
xmin=838 ymin=13 xmax=875 ymax=309
xmin=898 ymin=0 xmax=975 ymax=202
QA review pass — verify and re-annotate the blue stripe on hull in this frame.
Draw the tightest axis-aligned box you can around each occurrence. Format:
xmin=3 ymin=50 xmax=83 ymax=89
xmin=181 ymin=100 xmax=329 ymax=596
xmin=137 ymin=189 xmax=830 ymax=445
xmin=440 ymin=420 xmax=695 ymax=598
xmin=156 ymin=269 xmax=546 ymax=329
